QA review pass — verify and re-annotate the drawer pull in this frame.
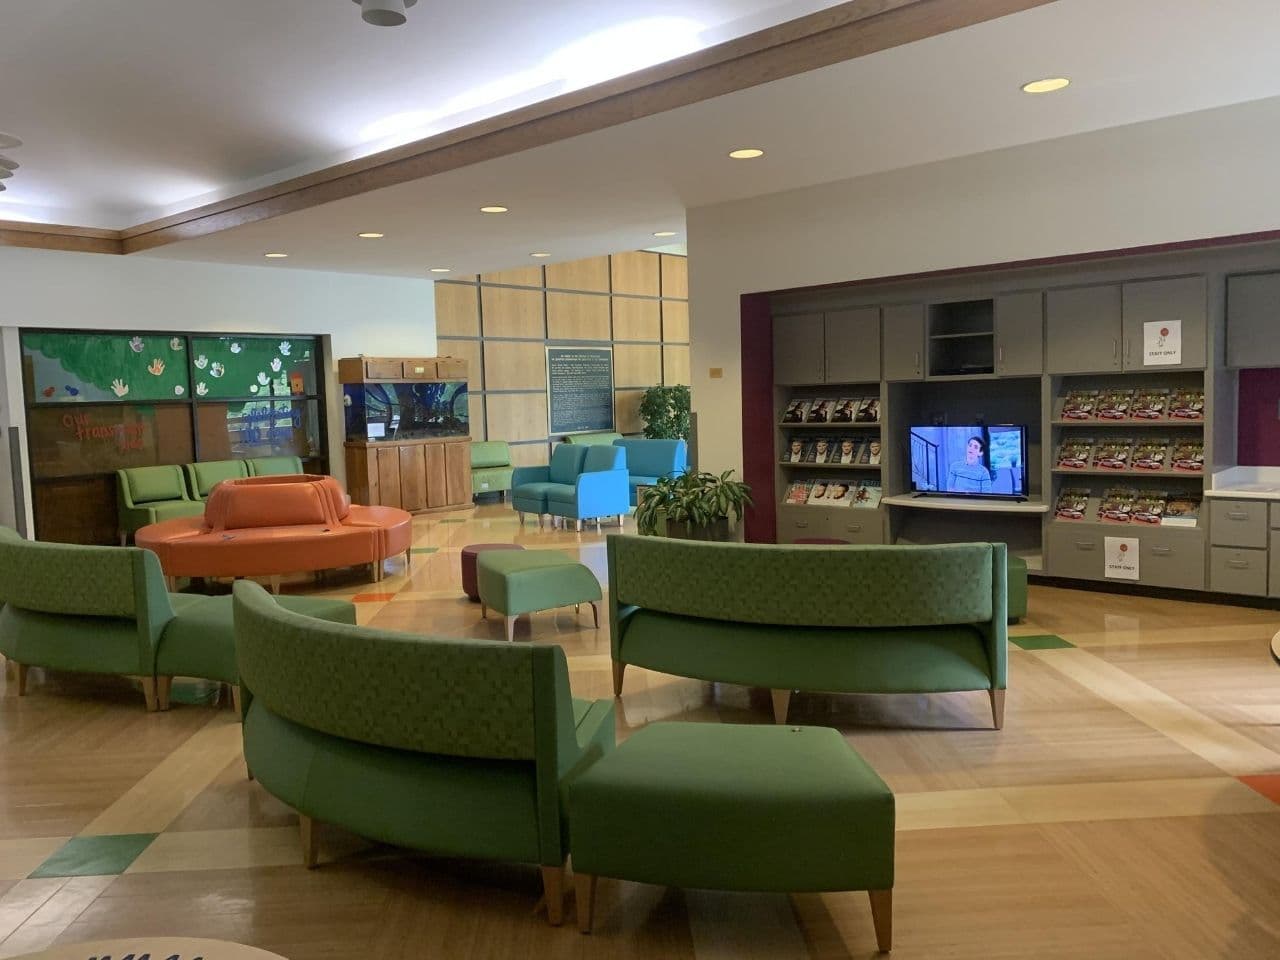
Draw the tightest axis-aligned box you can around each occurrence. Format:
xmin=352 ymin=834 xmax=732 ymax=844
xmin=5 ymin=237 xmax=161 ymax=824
xmin=1151 ymin=546 xmax=1172 ymax=556
xmin=1073 ymin=541 xmax=1096 ymax=550
xmin=794 ymin=521 xmax=809 ymax=528
xmin=846 ymin=524 xmax=862 ymax=532
xmin=1228 ymin=511 xmax=1250 ymax=521
xmin=1226 ymin=559 xmax=1251 ymax=569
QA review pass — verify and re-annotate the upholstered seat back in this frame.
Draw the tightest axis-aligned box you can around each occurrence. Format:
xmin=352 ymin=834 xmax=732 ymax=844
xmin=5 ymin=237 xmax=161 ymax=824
xmin=614 ymin=439 xmax=686 ymax=478
xmin=122 ymin=465 xmax=189 ymax=504
xmin=583 ymin=445 xmax=625 ymax=472
xmin=0 ymin=527 xmax=147 ymax=618
xmin=471 ymin=441 xmax=512 ymax=469
xmin=246 ymin=456 xmax=305 ymax=477
xmin=548 ymin=444 xmax=588 ymax=484
xmin=186 ymin=459 xmax=249 ymax=499
xmin=202 ymin=475 xmax=349 ymax=531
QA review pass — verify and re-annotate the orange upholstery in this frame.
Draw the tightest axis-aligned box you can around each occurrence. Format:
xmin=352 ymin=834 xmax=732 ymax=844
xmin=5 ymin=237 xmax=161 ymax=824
xmin=136 ymin=475 xmax=411 ymax=579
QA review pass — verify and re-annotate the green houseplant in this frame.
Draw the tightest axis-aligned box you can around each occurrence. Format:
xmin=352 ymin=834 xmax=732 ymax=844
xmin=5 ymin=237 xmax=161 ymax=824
xmin=635 ymin=470 xmax=753 ymax=541
xmin=638 ymin=385 xmax=691 ymax=440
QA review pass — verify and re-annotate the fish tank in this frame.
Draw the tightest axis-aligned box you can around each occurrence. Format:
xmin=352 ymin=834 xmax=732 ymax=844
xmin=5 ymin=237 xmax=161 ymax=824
xmin=344 ymin=381 xmax=469 ymax=442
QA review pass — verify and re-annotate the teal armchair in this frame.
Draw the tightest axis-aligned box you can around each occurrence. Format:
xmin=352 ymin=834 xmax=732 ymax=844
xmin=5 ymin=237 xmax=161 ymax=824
xmin=116 ymin=465 xmax=204 ymax=543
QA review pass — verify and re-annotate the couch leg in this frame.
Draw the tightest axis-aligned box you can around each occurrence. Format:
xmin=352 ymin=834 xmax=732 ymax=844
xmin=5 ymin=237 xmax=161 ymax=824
xmin=612 ymin=660 xmax=625 ymax=697
xmin=575 ymin=871 xmax=597 ymax=933
xmin=139 ymin=676 xmax=158 ymax=713
xmin=269 ymin=575 xmax=281 ymax=595
xmin=505 ymin=616 xmax=516 ymax=643
xmin=481 ymin=603 xmax=488 ymax=620
xmin=541 ymin=864 xmax=565 ymax=926
xmin=575 ymin=519 xmax=582 ymax=532
xmin=868 ymin=889 xmax=892 ymax=952
xmin=299 ymin=814 xmax=318 ymax=869
xmin=618 ymin=514 xmax=625 ymax=527
xmin=595 ymin=518 xmax=602 ymax=533
xmin=538 ymin=515 xmax=545 ymax=529
xmin=590 ymin=602 xmax=599 ymax=628
xmin=404 ymin=548 xmax=411 ymax=568
xmin=990 ymin=688 xmax=1005 ymax=730
xmin=770 ymin=688 xmax=791 ymax=724
xmin=232 ymin=684 xmax=243 ymax=719
xmin=156 ymin=676 xmax=173 ymax=711
xmin=165 ymin=576 xmax=177 ymax=592
xmin=14 ymin=662 xmax=28 ymax=696
xmin=518 ymin=511 xmax=525 ymax=526
xmin=119 ymin=531 xmax=128 ymax=547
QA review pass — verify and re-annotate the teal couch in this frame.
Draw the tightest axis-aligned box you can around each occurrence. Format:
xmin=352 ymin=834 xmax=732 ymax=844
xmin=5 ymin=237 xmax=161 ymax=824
xmin=511 ymin=444 xmax=630 ymax=530
xmin=233 ymin=581 xmax=615 ymax=924
xmin=0 ymin=528 xmax=354 ymax=711
xmin=607 ymin=536 xmax=1008 ymax=728
xmin=471 ymin=440 xmax=513 ymax=499
xmin=613 ymin=438 xmax=688 ymax=506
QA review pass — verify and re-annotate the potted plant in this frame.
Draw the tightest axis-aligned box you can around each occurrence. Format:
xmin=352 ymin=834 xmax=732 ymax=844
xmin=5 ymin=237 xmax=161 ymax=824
xmin=635 ymin=470 xmax=752 ymax=541
xmin=638 ymin=385 xmax=691 ymax=440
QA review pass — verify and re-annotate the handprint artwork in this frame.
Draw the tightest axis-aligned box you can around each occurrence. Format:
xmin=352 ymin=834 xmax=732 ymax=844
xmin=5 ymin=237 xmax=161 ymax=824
xmin=210 ymin=362 xmax=225 ymax=378
xmin=270 ymin=358 xmax=283 ymax=372
xmin=230 ymin=343 xmax=242 ymax=354
xmin=194 ymin=355 xmax=208 ymax=369
xmin=196 ymin=382 xmax=208 ymax=397
xmin=174 ymin=385 xmax=185 ymax=395
xmin=278 ymin=342 xmax=292 ymax=356
xmin=147 ymin=358 xmax=165 ymax=376
xmin=127 ymin=337 xmax=144 ymax=353
xmin=111 ymin=379 xmax=129 ymax=397
xmin=250 ymin=384 xmax=259 ymax=393
xmin=169 ymin=337 xmax=183 ymax=351
xmin=257 ymin=372 xmax=270 ymax=385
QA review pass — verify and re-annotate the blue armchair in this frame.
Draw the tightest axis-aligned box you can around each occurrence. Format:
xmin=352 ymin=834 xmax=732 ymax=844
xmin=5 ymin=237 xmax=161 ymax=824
xmin=613 ymin=439 xmax=688 ymax=505
xmin=511 ymin=445 xmax=587 ymax=527
xmin=511 ymin=445 xmax=630 ymax=531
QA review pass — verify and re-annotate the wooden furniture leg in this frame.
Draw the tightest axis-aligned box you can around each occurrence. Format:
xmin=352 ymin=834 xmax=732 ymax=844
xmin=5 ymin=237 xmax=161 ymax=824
xmin=990 ymin=688 xmax=1006 ymax=730
xmin=518 ymin=511 xmax=526 ymax=525
xmin=269 ymin=575 xmax=282 ymax=595
xmin=868 ymin=889 xmax=892 ymax=952
xmin=14 ymin=662 xmax=28 ymax=696
xmin=139 ymin=676 xmax=158 ymax=712
xmin=575 ymin=872 xmax=597 ymax=933
xmin=300 ymin=814 xmax=318 ymax=869
xmin=541 ymin=864 xmax=565 ymax=926
xmin=505 ymin=616 xmax=516 ymax=643
xmin=232 ymin=684 xmax=243 ymax=719
xmin=590 ymin=602 xmax=599 ymax=628
xmin=612 ymin=660 xmax=625 ymax=697
xmin=156 ymin=675 xmax=173 ymax=711
xmin=119 ymin=531 xmax=128 ymax=546
xmin=770 ymin=688 xmax=792 ymax=724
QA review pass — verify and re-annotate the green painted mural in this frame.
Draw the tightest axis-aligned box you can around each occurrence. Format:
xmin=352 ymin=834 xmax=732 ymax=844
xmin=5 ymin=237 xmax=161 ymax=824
xmin=23 ymin=332 xmax=190 ymax=403
xmin=189 ymin=337 xmax=317 ymax=400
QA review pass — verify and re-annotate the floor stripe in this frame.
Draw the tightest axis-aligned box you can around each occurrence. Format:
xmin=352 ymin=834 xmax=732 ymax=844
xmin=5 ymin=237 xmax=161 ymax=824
xmin=1028 ymin=648 xmax=1280 ymax=776
xmin=0 ymin=876 xmax=114 ymax=957
xmin=78 ymin=715 xmax=245 ymax=837
xmin=126 ymin=827 xmax=302 ymax=874
xmin=0 ymin=840 xmax=69 ymax=882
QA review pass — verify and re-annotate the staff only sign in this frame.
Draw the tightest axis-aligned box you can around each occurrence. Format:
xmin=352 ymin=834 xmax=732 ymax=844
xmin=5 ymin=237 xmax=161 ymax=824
xmin=1104 ymin=537 xmax=1139 ymax=580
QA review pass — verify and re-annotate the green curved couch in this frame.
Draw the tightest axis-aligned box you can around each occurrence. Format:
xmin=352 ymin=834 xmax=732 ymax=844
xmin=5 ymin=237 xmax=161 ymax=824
xmin=607 ymin=536 xmax=1008 ymax=728
xmin=233 ymin=581 xmax=615 ymax=924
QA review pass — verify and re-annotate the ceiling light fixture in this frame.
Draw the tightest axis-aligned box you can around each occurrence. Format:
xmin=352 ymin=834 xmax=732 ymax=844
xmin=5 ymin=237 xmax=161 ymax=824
xmin=728 ymin=148 xmax=764 ymax=159
xmin=264 ymin=252 xmax=289 ymax=259
xmin=357 ymin=232 xmax=385 ymax=238
xmin=352 ymin=0 xmax=417 ymax=27
xmin=653 ymin=231 xmax=677 ymax=238
xmin=429 ymin=267 xmax=451 ymax=273
xmin=479 ymin=205 xmax=509 ymax=214
xmin=530 ymin=252 xmax=551 ymax=258
xmin=0 ymin=133 xmax=21 ymax=150
xmin=0 ymin=169 xmax=10 ymax=181
xmin=0 ymin=155 xmax=17 ymax=171
xmin=1021 ymin=77 xmax=1070 ymax=94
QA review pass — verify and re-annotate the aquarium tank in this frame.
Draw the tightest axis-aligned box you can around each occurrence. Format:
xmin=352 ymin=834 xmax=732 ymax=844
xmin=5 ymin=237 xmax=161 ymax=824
xmin=344 ymin=381 xmax=469 ymax=442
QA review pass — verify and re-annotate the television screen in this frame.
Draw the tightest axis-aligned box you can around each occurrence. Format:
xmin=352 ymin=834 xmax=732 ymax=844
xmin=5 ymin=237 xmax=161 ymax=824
xmin=909 ymin=424 xmax=1027 ymax=498
xmin=344 ymin=381 xmax=469 ymax=442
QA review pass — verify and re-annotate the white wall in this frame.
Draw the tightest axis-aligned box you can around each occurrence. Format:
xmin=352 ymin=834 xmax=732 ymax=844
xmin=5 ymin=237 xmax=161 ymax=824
xmin=0 ymin=246 xmax=434 ymax=529
xmin=687 ymin=96 xmax=1280 ymax=473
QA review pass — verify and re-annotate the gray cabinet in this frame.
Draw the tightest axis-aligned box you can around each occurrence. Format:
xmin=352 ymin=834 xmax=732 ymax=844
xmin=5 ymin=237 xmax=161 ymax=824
xmin=1046 ymin=525 xmax=1105 ymax=581
xmin=773 ymin=314 xmax=824 ymax=384
xmin=1270 ymin=531 xmax=1280 ymax=598
xmin=994 ymin=291 xmax=1043 ymax=376
xmin=1227 ymin=272 xmax=1280 ymax=369
xmin=1210 ymin=547 xmax=1268 ymax=596
xmin=882 ymin=304 xmax=924 ymax=381
xmin=776 ymin=504 xmax=883 ymax=544
xmin=825 ymin=308 xmax=881 ymax=383
xmin=1139 ymin=529 xmax=1205 ymax=591
xmin=1209 ymin=499 xmax=1267 ymax=549
xmin=1046 ymin=284 xmax=1122 ymax=374
xmin=1121 ymin=276 xmax=1206 ymax=371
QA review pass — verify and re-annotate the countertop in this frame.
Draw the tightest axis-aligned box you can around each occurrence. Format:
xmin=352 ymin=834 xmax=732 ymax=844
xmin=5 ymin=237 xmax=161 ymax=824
xmin=1204 ymin=466 xmax=1280 ymax=500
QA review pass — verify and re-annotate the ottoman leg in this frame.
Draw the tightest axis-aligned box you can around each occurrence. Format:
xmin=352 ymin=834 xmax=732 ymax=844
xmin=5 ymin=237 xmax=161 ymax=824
xmin=990 ymin=688 xmax=1005 ymax=730
xmin=138 ymin=676 xmax=158 ymax=712
xmin=612 ymin=660 xmax=625 ymax=697
xmin=506 ymin=615 xmax=516 ymax=643
xmin=575 ymin=872 xmax=597 ymax=933
xmin=541 ymin=864 xmax=565 ymax=926
xmin=156 ymin=676 xmax=173 ymax=712
xmin=299 ymin=814 xmax=318 ymax=869
xmin=232 ymin=684 xmax=243 ymax=719
xmin=14 ymin=663 xmax=28 ymax=696
xmin=868 ymin=889 xmax=892 ymax=952
xmin=590 ymin=602 xmax=599 ymax=628
xmin=770 ymin=688 xmax=792 ymax=724
xmin=518 ymin=512 xmax=525 ymax=525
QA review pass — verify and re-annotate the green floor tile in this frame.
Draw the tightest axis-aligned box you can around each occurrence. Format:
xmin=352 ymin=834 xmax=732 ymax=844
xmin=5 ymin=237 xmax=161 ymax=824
xmin=1010 ymin=634 xmax=1075 ymax=650
xmin=30 ymin=833 xmax=156 ymax=878
xmin=410 ymin=547 xmax=439 ymax=555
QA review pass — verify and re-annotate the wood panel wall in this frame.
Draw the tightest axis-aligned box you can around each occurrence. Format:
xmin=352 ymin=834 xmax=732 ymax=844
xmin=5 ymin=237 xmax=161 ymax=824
xmin=436 ymin=251 xmax=689 ymax=466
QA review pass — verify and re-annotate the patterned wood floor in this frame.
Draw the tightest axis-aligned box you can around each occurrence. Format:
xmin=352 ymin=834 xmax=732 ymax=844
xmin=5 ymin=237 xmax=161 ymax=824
xmin=1 ymin=504 xmax=1278 ymax=958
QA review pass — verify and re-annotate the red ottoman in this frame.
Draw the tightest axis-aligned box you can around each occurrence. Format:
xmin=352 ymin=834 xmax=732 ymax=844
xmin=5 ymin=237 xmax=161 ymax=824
xmin=461 ymin=543 xmax=525 ymax=601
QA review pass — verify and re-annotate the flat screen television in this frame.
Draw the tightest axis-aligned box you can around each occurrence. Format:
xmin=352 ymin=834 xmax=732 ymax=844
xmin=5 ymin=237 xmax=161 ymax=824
xmin=908 ymin=424 xmax=1028 ymax=499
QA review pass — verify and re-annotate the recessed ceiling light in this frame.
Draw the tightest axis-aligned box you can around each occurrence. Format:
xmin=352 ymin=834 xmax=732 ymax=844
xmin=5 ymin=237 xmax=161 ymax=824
xmin=728 ymin=148 xmax=764 ymax=159
xmin=480 ymin=205 xmax=509 ymax=214
xmin=1021 ymin=77 xmax=1070 ymax=94
xmin=429 ymin=267 xmax=451 ymax=273
xmin=357 ymin=232 xmax=385 ymax=239
xmin=530 ymin=252 xmax=551 ymax=258
xmin=264 ymin=252 xmax=288 ymax=259
xmin=653 ymin=231 xmax=677 ymax=238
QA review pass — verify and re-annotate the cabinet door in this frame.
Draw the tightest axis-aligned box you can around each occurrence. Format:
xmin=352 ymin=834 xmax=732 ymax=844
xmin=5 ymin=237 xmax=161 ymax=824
xmin=772 ymin=314 xmax=825 ymax=384
xmin=1121 ymin=276 xmax=1206 ymax=371
xmin=824 ymin=308 xmax=880 ymax=383
xmin=403 ymin=359 xmax=439 ymax=380
xmin=376 ymin=446 xmax=402 ymax=508
xmin=424 ymin=443 xmax=447 ymax=508
xmin=1227 ymin=273 xmax=1280 ymax=369
xmin=365 ymin=359 xmax=404 ymax=380
xmin=445 ymin=441 xmax=471 ymax=505
xmin=882 ymin=304 xmax=925 ymax=381
xmin=1046 ymin=285 xmax=1122 ymax=374
xmin=398 ymin=444 xmax=427 ymax=512
xmin=994 ymin=292 xmax=1043 ymax=376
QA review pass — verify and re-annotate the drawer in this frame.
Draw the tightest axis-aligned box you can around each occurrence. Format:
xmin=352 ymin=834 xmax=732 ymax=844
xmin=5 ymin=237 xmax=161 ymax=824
xmin=1209 ymin=499 xmax=1267 ymax=548
xmin=1139 ymin=529 xmax=1205 ymax=591
xmin=1271 ymin=503 xmax=1280 ymax=529
xmin=436 ymin=357 xmax=468 ymax=380
xmin=1271 ymin=544 xmax=1280 ymax=598
xmin=1046 ymin=525 xmax=1105 ymax=581
xmin=1209 ymin=546 xmax=1268 ymax=596
xmin=365 ymin=359 xmax=404 ymax=380
xmin=835 ymin=509 xmax=884 ymax=545
xmin=776 ymin=505 xmax=825 ymax=544
xmin=402 ymin=359 xmax=438 ymax=379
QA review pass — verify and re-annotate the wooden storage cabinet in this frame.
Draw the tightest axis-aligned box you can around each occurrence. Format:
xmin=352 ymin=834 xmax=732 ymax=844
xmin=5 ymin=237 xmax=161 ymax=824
xmin=346 ymin=438 xmax=472 ymax=514
xmin=339 ymin=355 xmax=469 ymax=383
xmin=776 ymin=505 xmax=883 ymax=544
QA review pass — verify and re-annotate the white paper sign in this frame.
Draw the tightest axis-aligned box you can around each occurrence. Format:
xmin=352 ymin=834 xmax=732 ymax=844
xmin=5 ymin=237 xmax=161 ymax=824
xmin=1104 ymin=536 xmax=1140 ymax=580
xmin=1143 ymin=319 xmax=1182 ymax=366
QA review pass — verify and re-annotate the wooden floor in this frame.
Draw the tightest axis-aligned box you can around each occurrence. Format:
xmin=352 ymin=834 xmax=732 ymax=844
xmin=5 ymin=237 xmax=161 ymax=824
xmin=1 ymin=503 xmax=1279 ymax=958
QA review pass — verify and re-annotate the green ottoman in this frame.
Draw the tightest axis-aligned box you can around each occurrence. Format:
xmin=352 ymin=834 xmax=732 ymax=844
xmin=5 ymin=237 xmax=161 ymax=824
xmin=477 ymin=549 xmax=602 ymax=642
xmin=569 ymin=722 xmax=895 ymax=951
xmin=157 ymin=593 xmax=357 ymax=712
xmin=1008 ymin=555 xmax=1028 ymax=623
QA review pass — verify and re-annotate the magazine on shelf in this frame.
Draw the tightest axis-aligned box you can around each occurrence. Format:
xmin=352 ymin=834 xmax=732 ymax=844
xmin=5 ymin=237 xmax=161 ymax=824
xmin=852 ymin=478 xmax=882 ymax=508
xmin=823 ymin=479 xmax=856 ymax=507
xmin=1163 ymin=494 xmax=1201 ymax=527
xmin=1060 ymin=389 xmax=1100 ymax=420
xmin=836 ymin=437 xmax=863 ymax=464
xmin=807 ymin=479 xmax=834 ymax=504
xmin=1054 ymin=487 xmax=1091 ymax=521
xmin=1131 ymin=388 xmax=1169 ymax=420
xmin=782 ymin=398 xmax=811 ymax=423
xmin=830 ymin=398 xmax=859 ymax=423
xmin=1132 ymin=490 xmax=1168 ymax=525
xmin=806 ymin=398 xmax=834 ymax=423
xmin=1098 ymin=487 xmax=1138 ymax=523
xmin=1131 ymin=440 xmax=1168 ymax=471
xmin=781 ymin=437 xmax=809 ymax=463
xmin=865 ymin=437 xmax=882 ymax=465
xmin=1097 ymin=388 xmax=1135 ymax=420
xmin=811 ymin=436 xmax=838 ymax=464
xmin=1092 ymin=438 xmax=1134 ymax=470
xmin=854 ymin=397 xmax=881 ymax=423
xmin=1170 ymin=438 xmax=1204 ymax=472
xmin=1168 ymin=389 xmax=1205 ymax=420
xmin=1056 ymin=437 xmax=1094 ymax=469
xmin=784 ymin=480 xmax=814 ymax=505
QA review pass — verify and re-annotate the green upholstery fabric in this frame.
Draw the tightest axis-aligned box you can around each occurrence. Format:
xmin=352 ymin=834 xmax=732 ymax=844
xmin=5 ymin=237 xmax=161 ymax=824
xmin=246 ymin=456 xmax=304 ymax=476
xmin=1008 ymin=555 xmax=1028 ymax=622
xmin=564 ymin=432 xmax=623 ymax=446
xmin=472 ymin=466 xmax=514 ymax=496
xmin=148 ymin=501 xmax=207 ymax=522
xmin=471 ymin=441 xmax=512 ymax=470
xmin=159 ymin=593 xmax=355 ymax=684
xmin=185 ymin=459 xmax=249 ymax=499
xmin=234 ymin=581 xmax=615 ymax=867
xmin=117 ymin=465 xmax=201 ymax=537
xmin=125 ymin=465 xmax=188 ymax=504
xmin=0 ymin=528 xmax=139 ymax=617
xmin=569 ymin=722 xmax=894 ymax=892
xmin=475 ymin=550 xmax=602 ymax=617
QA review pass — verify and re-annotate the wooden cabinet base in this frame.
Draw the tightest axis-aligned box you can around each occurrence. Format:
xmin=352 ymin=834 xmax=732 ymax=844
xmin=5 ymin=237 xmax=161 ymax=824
xmin=346 ymin=437 xmax=474 ymax=513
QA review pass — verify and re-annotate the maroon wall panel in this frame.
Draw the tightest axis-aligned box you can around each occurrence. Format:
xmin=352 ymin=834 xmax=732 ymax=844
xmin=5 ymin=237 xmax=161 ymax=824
xmin=740 ymin=293 xmax=776 ymax=543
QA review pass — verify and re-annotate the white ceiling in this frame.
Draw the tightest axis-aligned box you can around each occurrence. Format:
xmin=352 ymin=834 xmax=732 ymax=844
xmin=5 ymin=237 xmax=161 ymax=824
xmin=136 ymin=0 xmax=1280 ymax=280
xmin=0 ymin=0 xmax=845 ymax=226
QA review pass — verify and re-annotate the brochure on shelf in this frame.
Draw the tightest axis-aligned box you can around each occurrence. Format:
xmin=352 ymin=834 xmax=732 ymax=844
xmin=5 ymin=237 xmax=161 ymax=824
xmin=830 ymin=398 xmax=859 ymax=423
xmin=782 ymin=399 xmax=811 ymax=423
xmin=1132 ymin=491 xmax=1167 ymax=524
xmin=1056 ymin=438 xmax=1094 ymax=469
xmin=852 ymin=478 xmax=882 ymax=508
xmin=1168 ymin=389 xmax=1205 ymax=420
xmin=781 ymin=437 xmax=808 ymax=463
xmin=806 ymin=479 xmax=833 ymax=504
xmin=823 ymin=480 xmax=856 ymax=507
xmin=1170 ymin=438 xmax=1204 ymax=472
xmin=784 ymin=481 xmax=814 ymax=505
xmin=1097 ymin=389 xmax=1135 ymax=420
xmin=836 ymin=437 xmax=862 ymax=464
xmin=1098 ymin=487 xmax=1138 ymax=523
xmin=806 ymin=399 xmax=834 ymax=423
xmin=1061 ymin=389 xmax=1100 ymax=420
xmin=1132 ymin=440 xmax=1169 ymax=471
xmin=1163 ymin=494 xmax=1201 ymax=527
xmin=1131 ymin=388 xmax=1169 ymax=420
xmin=1092 ymin=438 xmax=1134 ymax=470
xmin=854 ymin=397 xmax=881 ymax=423
xmin=1054 ymin=487 xmax=1091 ymax=521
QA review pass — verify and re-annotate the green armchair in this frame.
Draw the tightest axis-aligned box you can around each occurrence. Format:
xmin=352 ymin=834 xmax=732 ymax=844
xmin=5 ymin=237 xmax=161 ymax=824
xmin=246 ymin=456 xmax=305 ymax=476
xmin=185 ymin=459 xmax=249 ymax=500
xmin=233 ymin=580 xmax=615 ymax=923
xmin=471 ymin=440 xmax=514 ymax=499
xmin=116 ymin=465 xmax=205 ymax=544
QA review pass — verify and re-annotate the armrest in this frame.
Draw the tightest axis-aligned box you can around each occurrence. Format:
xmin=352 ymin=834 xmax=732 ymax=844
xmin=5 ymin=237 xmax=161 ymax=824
xmin=981 ymin=543 xmax=1009 ymax=688
xmin=575 ymin=468 xmax=628 ymax=498
xmin=612 ymin=604 xmax=640 ymax=660
xmin=116 ymin=471 xmax=139 ymax=510
xmin=512 ymin=465 xmax=550 ymax=487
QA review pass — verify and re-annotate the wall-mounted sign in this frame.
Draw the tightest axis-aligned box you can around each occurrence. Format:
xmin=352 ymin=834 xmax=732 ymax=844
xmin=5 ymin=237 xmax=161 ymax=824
xmin=1104 ymin=536 xmax=1140 ymax=580
xmin=546 ymin=346 xmax=615 ymax=435
xmin=1143 ymin=320 xmax=1182 ymax=366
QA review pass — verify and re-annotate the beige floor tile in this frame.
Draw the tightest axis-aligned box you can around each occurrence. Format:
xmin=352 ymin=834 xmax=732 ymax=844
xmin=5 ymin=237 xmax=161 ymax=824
xmin=0 ymin=880 xmax=67 ymax=942
xmin=896 ymin=789 xmax=1024 ymax=832
xmin=0 ymin=877 xmax=114 ymax=958
xmin=998 ymin=776 xmax=1279 ymax=824
xmin=685 ymin=890 xmax=808 ymax=960
xmin=127 ymin=827 xmax=302 ymax=874
xmin=0 ymin=840 xmax=69 ymax=882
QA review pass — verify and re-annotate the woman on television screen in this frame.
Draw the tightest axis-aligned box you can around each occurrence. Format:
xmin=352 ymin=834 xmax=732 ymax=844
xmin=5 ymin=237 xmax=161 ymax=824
xmin=947 ymin=435 xmax=993 ymax=494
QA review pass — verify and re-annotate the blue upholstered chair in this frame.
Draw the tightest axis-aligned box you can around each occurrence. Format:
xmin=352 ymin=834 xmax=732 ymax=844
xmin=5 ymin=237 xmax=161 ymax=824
xmin=613 ymin=438 xmax=688 ymax=506
xmin=511 ymin=445 xmax=630 ymax=530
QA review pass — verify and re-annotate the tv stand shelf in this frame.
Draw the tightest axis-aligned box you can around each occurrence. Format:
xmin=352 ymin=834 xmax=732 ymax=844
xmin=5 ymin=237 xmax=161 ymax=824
xmin=882 ymin=494 xmax=1049 ymax=514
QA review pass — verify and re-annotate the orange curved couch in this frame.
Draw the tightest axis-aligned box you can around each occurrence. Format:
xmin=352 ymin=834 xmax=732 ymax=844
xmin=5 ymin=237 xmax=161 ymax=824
xmin=135 ymin=475 xmax=412 ymax=584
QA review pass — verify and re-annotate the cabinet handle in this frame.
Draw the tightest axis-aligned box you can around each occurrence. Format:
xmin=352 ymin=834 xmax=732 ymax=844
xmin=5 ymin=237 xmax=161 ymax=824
xmin=1151 ymin=546 xmax=1172 ymax=556
xmin=1228 ymin=511 xmax=1250 ymax=521
xmin=1227 ymin=559 xmax=1250 ymax=569
xmin=795 ymin=520 xmax=809 ymax=528
xmin=846 ymin=523 xmax=862 ymax=532
xmin=914 ymin=350 xmax=920 ymax=374
xmin=1073 ymin=541 xmax=1096 ymax=550
xmin=998 ymin=346 xmax=1005 ymax=369
xmin=1112 ymin=338 xmax=1118 ymax=362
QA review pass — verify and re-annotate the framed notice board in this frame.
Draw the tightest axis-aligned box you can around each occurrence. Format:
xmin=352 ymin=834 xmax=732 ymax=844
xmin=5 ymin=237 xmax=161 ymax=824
xmin=546 ymin=346 xmax=615 ymax=435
